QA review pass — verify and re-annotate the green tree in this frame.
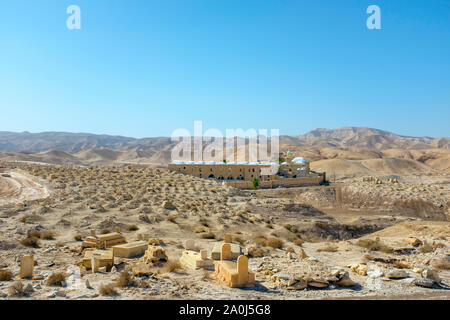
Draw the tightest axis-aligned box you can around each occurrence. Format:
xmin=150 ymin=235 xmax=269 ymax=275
xmin=278 ymin=157 xmax=285 ymax=164
xmin=252 ymin=177 xmax=259 ymax=190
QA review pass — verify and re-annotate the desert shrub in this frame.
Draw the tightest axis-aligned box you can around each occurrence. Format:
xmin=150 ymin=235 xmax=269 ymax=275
xmin=20 ymin=216 xmax=28 ymax=223
xmin=115 ymin=270 xmax=134 ymax=287
xmin=199 ymin=220 xmax=209 ymax=227
xmin=419 ymin=241 xmax=434 ymax=253
xmin=356 ymin=238 xmax=393 ymax=253
xmin=200 ymin=232 xmax=215 ymax=239
xmin=21 ymin=236 xmax=40 ymax=248
xmin=100 ymin=229 xmax=111 ymax=234
xmin=99 ymin=283 xmax=118 ymax=296
xmin=317 ymin=244 xmax=338 ymax=252
xmin=234 ymin=236 xmax=245 ymax=245
xmin=394 ymin=261 xmax=410 ymax=269
xmin=74 ymin=234 xmax=83 ymax=241
xmin=287 ymin=237 xmax=304 ymax=246
xmin=162 ymin=259 xmax=182 ymax=273
xmin=253 ymin=235 xmax=267 ymax=247
xmin=8 ymin=281 xmax=28 ymax=297
xmin=431 ymin=258 xmax=450 ymax=271
xmin=267 ymin=237 xmax=284 ymax=249
xmin=167 ymin=215 xmax=177 ymax=223
xmin=45 ymin=272 xmax=67 ymax=286
xmin=39 ymin=231 xmax=55 ymax=240
xmin=194 ymin=226 xmax=207 ymax=233
xmin=27 ymin=231 xmax=41 ymax=238
xmin=126 ymin=224 xmax=139 ymax=231
xmin=247 ymin=247 xmax=265 ymax=258
xmin=252 ymin=177 xmax=259 ymax=190
xmin=0 ymin=269 xmax=14 ymax=281
xmin=285 ymin=246 xmax=295 ymax=254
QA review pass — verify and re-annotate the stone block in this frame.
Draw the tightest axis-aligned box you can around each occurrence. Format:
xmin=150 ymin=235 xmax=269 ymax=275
xmin=112 ymin=241 xmax=147 ymax=258
xmin=20 ymin=256 xmax=34 ymax=279
xmin=211 ymin=242 xmax=241 ymax=260
xmin=143 ymin=245 xmax=167 ymax=263
xmin=82 ymin=249 xmax=114 ymax=270
xmin=180 ymin=250 xmax=214 ymax=270
xmin=214 ymin=255 xmax=255 ymax=288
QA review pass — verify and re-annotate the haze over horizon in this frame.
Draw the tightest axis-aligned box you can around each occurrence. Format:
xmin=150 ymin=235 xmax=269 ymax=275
xmin=1 ymin=1 xmax=449 ymax=138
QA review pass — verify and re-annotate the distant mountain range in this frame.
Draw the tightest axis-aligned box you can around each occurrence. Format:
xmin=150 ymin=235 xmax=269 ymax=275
xmin=0 ymin=127 xmax=448 ymax=171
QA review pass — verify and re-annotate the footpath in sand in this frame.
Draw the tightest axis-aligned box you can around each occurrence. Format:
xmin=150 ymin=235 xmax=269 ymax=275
xmin=0 ymin=169 xmax=50 ymax=205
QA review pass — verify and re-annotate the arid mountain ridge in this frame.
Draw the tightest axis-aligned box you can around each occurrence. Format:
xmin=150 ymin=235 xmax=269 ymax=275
xmin=0 ymin=127 xmax=449 ymax=172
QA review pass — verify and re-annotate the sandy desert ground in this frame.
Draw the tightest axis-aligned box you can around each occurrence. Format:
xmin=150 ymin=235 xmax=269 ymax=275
xmin=0 ymin=161 xmax=448 ymax=300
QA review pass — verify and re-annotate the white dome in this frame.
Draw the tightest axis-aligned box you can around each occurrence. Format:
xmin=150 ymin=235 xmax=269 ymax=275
xmin=292 ymin=157 xmax=308 ymax=164
xmin=281 ymin=161 xmax=289 ymax=165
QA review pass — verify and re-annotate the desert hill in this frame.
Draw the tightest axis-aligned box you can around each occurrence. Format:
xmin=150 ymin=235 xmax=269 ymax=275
xmin=0 ymin=127 xmax=448 ymax=173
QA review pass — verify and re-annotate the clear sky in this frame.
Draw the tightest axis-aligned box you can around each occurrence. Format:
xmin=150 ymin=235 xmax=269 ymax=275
xmin=0 ymin=0 xmax=449 ymax=138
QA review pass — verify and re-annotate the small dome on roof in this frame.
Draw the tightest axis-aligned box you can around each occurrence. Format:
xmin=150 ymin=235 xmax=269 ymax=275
xmin=292 ymin=157 xmax=308 ymax=164
xmin=281 ymin=161 xmax=289 ymax=165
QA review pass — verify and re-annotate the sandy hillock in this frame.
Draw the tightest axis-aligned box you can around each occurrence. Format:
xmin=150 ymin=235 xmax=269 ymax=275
xmin=310 ymin=158 xmax=437 ymax=179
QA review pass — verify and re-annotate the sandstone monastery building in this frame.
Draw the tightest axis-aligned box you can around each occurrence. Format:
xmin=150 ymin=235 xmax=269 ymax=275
xmin=168 ymin=152 xmax=326 ymax=189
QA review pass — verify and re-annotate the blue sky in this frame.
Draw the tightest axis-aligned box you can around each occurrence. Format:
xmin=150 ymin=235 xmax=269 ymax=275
xmin=0 ymin=0 xmax=449 ymax=138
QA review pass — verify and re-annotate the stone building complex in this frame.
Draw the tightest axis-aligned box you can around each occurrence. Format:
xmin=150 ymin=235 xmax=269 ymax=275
xmin=168 ymin=152 xmax=326 ymax=189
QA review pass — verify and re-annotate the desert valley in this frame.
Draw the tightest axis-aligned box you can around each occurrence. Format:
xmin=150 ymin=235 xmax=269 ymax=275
xmin=0 ymin=127 xmax=449 ymax=300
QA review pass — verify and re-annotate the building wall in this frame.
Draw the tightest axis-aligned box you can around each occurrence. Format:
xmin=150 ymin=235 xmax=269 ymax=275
xmin=226 ymin=176 xmax=324 ymax=189
xmin=168 ymin=163 xmax=325 ymax=189
xmin=168 ymin=163 xmax=272 ymax=181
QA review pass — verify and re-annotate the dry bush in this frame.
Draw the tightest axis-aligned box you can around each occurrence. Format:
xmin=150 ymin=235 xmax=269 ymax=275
xmin=162 ymin=259 xmax=182 ymax=273
xmin=317 ymin=244 xmax=338 ymax=252
xmin=394 ymin=261 xmax=410 ymax=269
xmin=27 ymin=231 xmax=41 ymax=238
xmin=247 ymin=247 xmax=266 ymax=258
xmin=287 ymin=237 xmax=304 ymax=246
xmin=234 ymin=236 xmax=245 ymax=245
xmin=39 ymin=230 xmax=55 ymax=240
xmin=267 ymin=237 xmax=284 ymax=249
xmin=126 ymin=224 xmax=139 ymax=231
xmin=201 ymin=270 xmax=212 ymax=281
xmin=194 ymin=226 xmax=207 ymax=233
xmin=100 ymin=229 xmax=111 ymax=234
xmin=74 ymin=234 xmax=83 ymax=241
xmin=199 ymin=220 xmax=209 ymax=227
xmin=419 ymin=241 xmax=434 ymax=253
xmin=21 ymin=236 xmax=40 ymax=248
xmin=99 ymin=283 xmax=118 ymax=296
xmin=0 ymin=269 xmax=14 ymax=281
xmin=167 ymin=215 xmax=177 ymax=223
xmin=200 ymin=232 xmax=215 ymax=239
xmin=115 ymin=270 xmax=134 ymax=287
xmin=253 ymin=235 xmax=267 ymax=247
xmin=431 ymin=258 xmax=450 ymax=271
xmin=356 ymin=238 xmax=393 ymax=253
xmin=285 ymin=246 xmax=295 ymax=254
xmin=45 ymin=272 xmax=67 ymax=286
xmin=20 ymin=216 xmax=28 ymax=223
xmin=8 ymin=281 xmax=28 ymax=297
